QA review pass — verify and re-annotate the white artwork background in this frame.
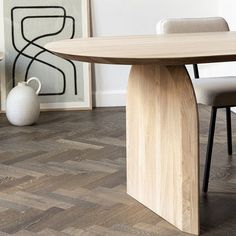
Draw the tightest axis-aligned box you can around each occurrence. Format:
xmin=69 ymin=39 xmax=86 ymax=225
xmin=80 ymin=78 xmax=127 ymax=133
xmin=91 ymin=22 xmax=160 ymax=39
xmin=1 ymin=0 xmax=91 ymax=110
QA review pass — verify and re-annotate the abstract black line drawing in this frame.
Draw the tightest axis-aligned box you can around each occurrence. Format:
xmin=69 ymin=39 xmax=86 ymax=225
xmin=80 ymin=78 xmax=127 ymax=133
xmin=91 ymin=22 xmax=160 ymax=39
xmin=3 ymin=0 xmax=92 ymax=111
xmin=11 ymin=6 xmax=78 ymax=96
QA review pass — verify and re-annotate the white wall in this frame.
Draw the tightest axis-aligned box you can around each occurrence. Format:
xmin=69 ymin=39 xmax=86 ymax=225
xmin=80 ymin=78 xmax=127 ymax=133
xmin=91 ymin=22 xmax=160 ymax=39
xmin=217 ymin=0 xmax=236 ymax=112
xmin=91 ymin=0 xmax=219 ymax=107
xmin=218 ymin=0 xmax=236 ymax=29
xmin=216 ymin=0 xmax=236 ymax=75
xmin=196 ymin=0 xmax=236 ymax=79
xmin=0 ymin=0 xmax=224 ymax=107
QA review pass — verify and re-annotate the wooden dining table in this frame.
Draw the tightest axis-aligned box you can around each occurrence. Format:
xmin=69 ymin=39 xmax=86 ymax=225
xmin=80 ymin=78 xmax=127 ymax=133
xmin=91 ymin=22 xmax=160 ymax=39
xmin=45 ymin=31 xmax=236 ymax=235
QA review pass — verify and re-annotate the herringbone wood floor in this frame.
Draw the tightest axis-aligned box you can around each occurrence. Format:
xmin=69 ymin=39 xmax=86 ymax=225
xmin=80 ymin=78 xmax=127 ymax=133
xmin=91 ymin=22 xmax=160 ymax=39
xmin=0 ymin=105 xmax=235 ymax=235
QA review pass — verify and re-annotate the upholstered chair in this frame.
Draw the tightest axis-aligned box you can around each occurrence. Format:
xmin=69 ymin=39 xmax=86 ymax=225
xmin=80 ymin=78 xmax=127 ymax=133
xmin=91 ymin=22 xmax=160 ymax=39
xmin=157 ymin=17 xmax=236 ymax=193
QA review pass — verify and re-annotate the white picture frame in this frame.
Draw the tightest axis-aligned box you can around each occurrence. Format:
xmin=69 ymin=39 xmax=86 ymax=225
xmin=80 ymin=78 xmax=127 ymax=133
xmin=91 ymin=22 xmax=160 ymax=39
xmin=0 ymin=0 xmax=92 ymax=111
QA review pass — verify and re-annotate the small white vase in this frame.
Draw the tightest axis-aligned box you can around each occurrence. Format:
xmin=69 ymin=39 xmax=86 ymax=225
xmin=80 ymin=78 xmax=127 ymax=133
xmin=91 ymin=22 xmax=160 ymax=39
xmin=6 ymin=77 xmax=42 ymax=126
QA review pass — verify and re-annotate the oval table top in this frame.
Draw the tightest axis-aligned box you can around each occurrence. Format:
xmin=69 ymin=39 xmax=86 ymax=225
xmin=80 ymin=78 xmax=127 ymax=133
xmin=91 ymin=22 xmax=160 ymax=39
xmin=45 ymin=31 xmax=236 ymax=65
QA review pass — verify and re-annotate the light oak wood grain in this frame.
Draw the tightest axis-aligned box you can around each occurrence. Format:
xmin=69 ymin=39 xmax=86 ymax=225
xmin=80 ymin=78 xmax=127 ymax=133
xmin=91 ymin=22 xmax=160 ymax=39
xmin=45 ymin=32 xmax=236 ymax=65
xmin=44 ymin=32 xmax=236 ymax=235
xmin=127 ymin=64 xmax=199 ymax=235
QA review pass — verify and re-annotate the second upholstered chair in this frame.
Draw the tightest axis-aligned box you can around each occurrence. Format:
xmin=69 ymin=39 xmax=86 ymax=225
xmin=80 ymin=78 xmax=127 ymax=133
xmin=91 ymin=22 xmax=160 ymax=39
xmin=157 ymin=17 xmax=236 ymax=193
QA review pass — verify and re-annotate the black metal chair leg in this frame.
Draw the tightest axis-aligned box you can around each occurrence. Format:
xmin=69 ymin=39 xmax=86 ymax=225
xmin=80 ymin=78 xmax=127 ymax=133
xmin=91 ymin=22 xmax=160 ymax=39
xmin=193 ymin=64 xmax=199 ymax=79
xmin=203 ymin=107 xmax=217 ymax=193
xmin=226 ymin=107 xmax=233 ymax=155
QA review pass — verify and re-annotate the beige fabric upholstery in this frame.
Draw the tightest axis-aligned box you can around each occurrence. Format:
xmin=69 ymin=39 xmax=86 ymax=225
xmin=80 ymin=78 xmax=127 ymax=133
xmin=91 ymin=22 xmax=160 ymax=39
xmin=156 ymin=17 xmax=229 ymax=34
xmin=192 ymin=77 xmax=236 ymax=107
xmin=157 ymin=17 xmax=236 ymax=107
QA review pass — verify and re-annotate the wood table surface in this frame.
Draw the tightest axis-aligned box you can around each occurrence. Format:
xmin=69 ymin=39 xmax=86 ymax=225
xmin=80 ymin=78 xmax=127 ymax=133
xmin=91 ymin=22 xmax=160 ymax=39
xmin=45 ymin=32 xmax=236 ymax=235
xmin=45 ymin=31 xmax=236 ymax=65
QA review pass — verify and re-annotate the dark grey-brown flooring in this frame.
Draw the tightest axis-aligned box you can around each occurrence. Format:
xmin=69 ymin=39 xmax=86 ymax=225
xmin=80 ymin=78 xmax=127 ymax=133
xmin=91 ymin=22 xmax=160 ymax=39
xmin=0 ymin=105 xmax=235 ymax=236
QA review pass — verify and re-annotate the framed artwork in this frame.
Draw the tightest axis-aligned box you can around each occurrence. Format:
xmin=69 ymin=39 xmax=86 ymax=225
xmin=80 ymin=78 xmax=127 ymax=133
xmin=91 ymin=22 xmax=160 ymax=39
xmin=1 ymin=0 xmax=92 ymax=111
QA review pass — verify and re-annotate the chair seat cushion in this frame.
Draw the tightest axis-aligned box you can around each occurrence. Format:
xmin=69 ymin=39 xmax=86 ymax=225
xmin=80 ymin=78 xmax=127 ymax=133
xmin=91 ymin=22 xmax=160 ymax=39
xmin=192 ymin=76 xmax=236 ymax=107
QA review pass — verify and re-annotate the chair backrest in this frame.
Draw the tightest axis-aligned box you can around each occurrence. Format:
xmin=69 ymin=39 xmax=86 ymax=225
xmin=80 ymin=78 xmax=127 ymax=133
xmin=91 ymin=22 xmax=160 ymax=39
xmin=156 ymin=17 xmax=229 ymax=34
xmin=156 ymin=17 xmax=230 ymax=79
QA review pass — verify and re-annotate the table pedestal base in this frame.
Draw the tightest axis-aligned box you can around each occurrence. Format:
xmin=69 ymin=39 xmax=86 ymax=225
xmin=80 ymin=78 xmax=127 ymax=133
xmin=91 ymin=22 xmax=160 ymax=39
xmin=127 ymin=64 xmax=199 ymax=235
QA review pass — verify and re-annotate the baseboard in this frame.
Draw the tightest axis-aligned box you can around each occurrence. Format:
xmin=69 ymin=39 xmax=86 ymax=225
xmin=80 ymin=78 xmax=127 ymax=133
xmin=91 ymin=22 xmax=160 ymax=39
xmin=93 ymin=90 xmax=126 ymax=107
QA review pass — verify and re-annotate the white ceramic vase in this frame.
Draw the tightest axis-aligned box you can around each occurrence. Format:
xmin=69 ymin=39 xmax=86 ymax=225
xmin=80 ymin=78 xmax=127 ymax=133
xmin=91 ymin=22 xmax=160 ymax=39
xmin=6 ymin=77 xmax=42 ymax=126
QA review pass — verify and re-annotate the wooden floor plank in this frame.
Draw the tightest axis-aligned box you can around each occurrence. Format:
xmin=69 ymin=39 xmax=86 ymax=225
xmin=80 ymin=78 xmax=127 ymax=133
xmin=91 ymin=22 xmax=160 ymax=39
xmin=0 ymin=106 xmax=234 ymax=235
